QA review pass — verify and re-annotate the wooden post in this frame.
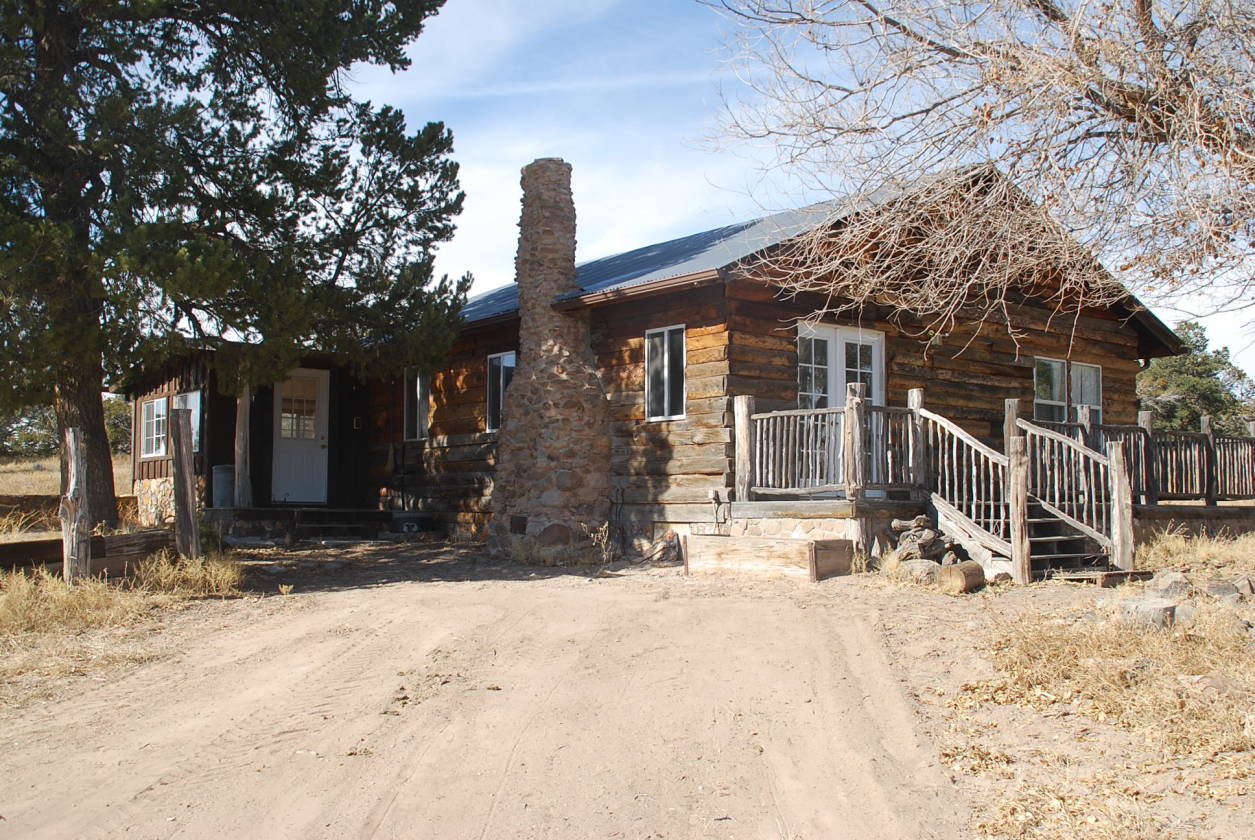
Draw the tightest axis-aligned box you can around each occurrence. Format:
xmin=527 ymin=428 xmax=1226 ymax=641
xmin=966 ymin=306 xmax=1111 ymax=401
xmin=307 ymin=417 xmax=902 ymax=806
xmin=734 ymin=395 xmax=756 ymax=502
xmin=907 ymin=388 xmax=925 ymax=496
xmin=60 ymin=427 xmax=91 ymax=581
xmin=1107 ymin=441 xmax=1135 ymax=570
xmin=1201 ymin=415 xmax=1218 ymax=505
xmin=233 ymin=384 xmax=253 ymax=509
xmin=1003 ymin=398 xmax=1021 ymax=454
xmin=1076 ymin=404 xmax=1094 ymax=450
xmin=843 ymin=383 xmax=866 ymax=501
xmin=1138 ymin=410 xmax=1158 ymax=505
xmin=1007 ymin=435 xmax=1031 ymax=585
xmin=170 ymin=408 xmax=202 ymax=561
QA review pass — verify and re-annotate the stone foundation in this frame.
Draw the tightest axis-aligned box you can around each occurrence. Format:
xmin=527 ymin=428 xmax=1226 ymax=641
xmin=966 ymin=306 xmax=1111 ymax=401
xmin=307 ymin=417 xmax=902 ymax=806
xmin=488 ymin=158 xmax=613 ymax=564
xmin=134 ymin=477 xmax=175 ymax=526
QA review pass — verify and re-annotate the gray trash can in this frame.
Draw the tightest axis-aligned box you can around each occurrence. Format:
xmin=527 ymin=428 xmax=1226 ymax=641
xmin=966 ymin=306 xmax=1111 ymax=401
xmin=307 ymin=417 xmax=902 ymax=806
xmin=211 ymin=465 xmax=235 ymax=508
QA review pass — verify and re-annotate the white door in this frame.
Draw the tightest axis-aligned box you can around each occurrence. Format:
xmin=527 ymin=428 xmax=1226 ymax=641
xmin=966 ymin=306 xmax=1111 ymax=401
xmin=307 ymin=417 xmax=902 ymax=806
xmin=797 ymin=324 xmax=886 ymax=491
xmin=271 ymin=369 xmax=330 ymax=504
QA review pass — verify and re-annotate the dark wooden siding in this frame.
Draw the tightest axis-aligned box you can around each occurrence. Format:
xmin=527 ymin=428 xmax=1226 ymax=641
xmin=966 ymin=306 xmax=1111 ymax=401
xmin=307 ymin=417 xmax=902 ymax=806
xmin=130 ymin=355 xmax=212 ymax=494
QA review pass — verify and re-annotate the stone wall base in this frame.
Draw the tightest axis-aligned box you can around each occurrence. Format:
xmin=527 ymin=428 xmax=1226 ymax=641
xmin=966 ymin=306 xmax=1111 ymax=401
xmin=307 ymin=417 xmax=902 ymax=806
xmin=134 ymin=477 xmax=175 ymax=527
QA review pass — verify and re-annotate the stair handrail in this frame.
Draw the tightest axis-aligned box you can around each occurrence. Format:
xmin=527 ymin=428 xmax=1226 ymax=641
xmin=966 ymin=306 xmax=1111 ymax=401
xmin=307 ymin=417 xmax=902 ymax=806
xmin=1015 ymin=416 xmax=1112 ymax=547
xmin=918 ymin=406 xmax=1011 ymax=547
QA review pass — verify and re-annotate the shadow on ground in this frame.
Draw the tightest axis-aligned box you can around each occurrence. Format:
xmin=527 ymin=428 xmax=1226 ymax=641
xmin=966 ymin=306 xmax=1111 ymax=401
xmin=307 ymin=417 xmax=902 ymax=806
xmin=228 ymin=538 xmax=627 ymax=596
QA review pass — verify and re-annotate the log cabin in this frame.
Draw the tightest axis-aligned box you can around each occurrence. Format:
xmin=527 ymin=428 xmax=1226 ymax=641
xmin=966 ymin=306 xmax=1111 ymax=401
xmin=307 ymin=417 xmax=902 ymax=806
xmin=125 ymin=157 xmax=1255 ymax=579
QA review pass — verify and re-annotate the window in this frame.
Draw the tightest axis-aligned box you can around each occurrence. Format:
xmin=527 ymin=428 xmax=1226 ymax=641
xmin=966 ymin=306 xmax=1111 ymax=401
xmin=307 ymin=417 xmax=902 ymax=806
xmin=486 ymin=351 xmax=515 ymax=432
xmin=798 ymin=335 xmax=830 ymax=409
xmin=404 ymin=368 xmax=430 ymax=441
xmin=171 ymin=391 xmax=201 ymax=452
xmin=1033 ymin=358 xmax=1067 ymax=422
xmin=1071 ymin=362 xmax=1102 ymax=424
xmin=1034 ymin=357 xmax=1102 ymax=423
xmin=140 ymin=397 xmax=168 ymax=458
xmin=279 ymin=377 xmax=318 ymax=440
xmin=645 ymin=325 xmax=686 ymax=421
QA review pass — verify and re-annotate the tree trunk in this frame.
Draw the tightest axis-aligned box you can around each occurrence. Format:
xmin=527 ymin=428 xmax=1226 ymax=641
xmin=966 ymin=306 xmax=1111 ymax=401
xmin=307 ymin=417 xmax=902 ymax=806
xmin=53 ymin=357 xmax=117 ymax=530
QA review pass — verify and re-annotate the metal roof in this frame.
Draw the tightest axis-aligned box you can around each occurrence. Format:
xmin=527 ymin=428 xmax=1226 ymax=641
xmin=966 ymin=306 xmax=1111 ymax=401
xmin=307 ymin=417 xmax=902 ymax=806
xmin=460 ymin=200 xmax=843 ymax=324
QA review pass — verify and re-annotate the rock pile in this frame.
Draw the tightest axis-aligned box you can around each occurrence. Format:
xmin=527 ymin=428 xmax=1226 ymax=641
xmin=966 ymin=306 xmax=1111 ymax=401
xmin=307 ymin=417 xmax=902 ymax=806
xmin=891 ymin=515 xmax=962 ymax=565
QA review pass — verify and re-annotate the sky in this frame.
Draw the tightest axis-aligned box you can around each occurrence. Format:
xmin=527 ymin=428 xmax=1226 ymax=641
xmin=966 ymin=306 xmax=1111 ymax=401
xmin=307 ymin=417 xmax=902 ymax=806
xmin=348 ymin=0 xmax=1255 ymax=376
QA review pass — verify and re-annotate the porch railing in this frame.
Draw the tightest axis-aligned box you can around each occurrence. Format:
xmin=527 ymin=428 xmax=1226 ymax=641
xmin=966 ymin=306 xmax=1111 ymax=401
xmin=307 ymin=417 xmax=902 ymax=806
xmin=1031 ymin=409 xmax=1255 ymax=504
xmin=748 ymin=406 xmax=845 ymax=493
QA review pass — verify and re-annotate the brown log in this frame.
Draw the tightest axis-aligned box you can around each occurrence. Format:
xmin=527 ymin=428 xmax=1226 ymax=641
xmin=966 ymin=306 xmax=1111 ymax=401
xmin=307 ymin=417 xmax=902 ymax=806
xmin=937 ymin=561 xmax=985 ymax=595
xmin=234 ymin=383 xmax=253 ymax=508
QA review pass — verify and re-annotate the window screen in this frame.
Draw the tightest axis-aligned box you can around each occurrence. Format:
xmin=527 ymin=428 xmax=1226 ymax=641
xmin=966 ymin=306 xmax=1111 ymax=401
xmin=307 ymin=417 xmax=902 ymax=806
xmin=172 ymin=391 xmax=201 ymax=452
xmin=404 ymin=369 xmax=429 ymax=440
xmin=141 ymin=398 xmax=168 ymax=458
xmin=487 ymin=351 xmax=515 ymax=432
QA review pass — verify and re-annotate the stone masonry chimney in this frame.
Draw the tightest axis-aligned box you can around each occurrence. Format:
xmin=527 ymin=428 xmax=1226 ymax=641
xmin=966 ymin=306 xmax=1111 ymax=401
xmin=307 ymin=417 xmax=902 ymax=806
xmin=488 ymin=158 xmax=612 ymax=563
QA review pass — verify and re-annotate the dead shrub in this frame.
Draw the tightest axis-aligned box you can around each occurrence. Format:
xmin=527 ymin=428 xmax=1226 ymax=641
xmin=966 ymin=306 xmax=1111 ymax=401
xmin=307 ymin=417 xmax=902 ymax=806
xmin=1137 ymin=529 xmax=1255 ymax=576
xmin=0 ymin=507 xmax=57 ymax=535
xmin=133 ymin=549 xmax=242 ymax=597
xmin=970 ymin=607 xmax=1255 ymax=756
xmin=0 ymin=568 xmax=149 ymax=636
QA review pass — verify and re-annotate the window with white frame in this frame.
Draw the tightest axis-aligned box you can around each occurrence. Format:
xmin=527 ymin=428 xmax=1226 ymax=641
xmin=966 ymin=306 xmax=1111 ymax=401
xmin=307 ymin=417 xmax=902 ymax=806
xmin=1033 ymin=358 xmax=1067 ymax=422
xmin=1033 ymin=357 xmax=1102 ymax=423
xmin=171 ymin=391 xmax=202 ymax=452
xmin=486 ymin=351 xmax=515 ymax=432
xmin=404 ymin=368 xmax=430 ymax=441
xmin=140 ymin=397 xmax=168 ymax=458
xmin=1071 ymin=362 xmax=1103 ymax=424
xmin=798 ymin=334 xmax=831 ymax=409
xmin=645 ymin=325 xmax=686 ymax=421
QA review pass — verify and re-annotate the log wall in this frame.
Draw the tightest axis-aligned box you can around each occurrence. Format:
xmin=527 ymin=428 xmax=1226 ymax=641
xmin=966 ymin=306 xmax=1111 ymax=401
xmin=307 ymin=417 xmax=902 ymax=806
xmin=724 ymin=277 xmax=1142 ymax=446
xmin=370 ymin=321 xmax=519 ymax=536
xmin=592 ymin=285 xmax=732 ymax=545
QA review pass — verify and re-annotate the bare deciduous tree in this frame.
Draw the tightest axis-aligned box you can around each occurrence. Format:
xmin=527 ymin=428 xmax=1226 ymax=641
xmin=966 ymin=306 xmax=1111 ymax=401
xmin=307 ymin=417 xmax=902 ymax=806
xmin=713 ymin=0 xmax=1255 ymax=333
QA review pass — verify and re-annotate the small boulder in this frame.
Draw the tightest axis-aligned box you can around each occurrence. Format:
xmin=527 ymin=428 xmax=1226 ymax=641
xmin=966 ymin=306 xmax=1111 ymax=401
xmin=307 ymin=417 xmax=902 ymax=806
xmin=1119 ymin=597 xmax=1176 ymax=629
xmin=1146 ymin=570 xmax=1193 ymax=599
xmin=1174 ymin=600 xmax=1199 ymax=627
xmin=902 ymin=559 xmax=942 ymax=586
xmin=1232 ymin=576 xmax=1254 ymax=597
xmin=1205 ymin=579 xmax=1241 ymax=600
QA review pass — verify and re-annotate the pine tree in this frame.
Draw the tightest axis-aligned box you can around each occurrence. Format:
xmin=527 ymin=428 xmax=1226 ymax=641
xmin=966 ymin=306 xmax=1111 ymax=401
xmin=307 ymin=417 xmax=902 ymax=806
xmin=0 ymin=1 xmax=468 ymax=526
xmin=1137 ymin=322 xmax=1255 ymax=434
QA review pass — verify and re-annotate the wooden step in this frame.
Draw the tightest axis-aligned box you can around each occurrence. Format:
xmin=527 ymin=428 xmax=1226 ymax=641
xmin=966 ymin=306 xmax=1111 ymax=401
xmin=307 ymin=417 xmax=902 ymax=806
xmin=682 ymin=534 xmax=853 ymax=582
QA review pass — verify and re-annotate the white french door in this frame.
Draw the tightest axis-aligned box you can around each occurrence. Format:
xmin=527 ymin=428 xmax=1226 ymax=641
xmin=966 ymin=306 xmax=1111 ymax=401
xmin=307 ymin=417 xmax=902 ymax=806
xmin=797 ymin=324 xmax=885 ymax=408
xmin=796 ymin=325 xmax=886 ymax=491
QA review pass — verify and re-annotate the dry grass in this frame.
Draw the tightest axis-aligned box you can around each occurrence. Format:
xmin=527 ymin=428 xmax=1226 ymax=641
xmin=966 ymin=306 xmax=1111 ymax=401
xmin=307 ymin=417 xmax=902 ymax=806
xmin=0 ymin=507 xmax=58 ymax=537
xmin=0 ymin=453 xmax=131 ymax=497
xmin=976 ymin=784 xmax=1171 ymax=840
xmin=964 ymin=606 xmax=1255 ymax=757
xmin=0 ymin=551 xmax=241 ymax=639
xmin=1137 ymin=529 xmax=1255 ymax=576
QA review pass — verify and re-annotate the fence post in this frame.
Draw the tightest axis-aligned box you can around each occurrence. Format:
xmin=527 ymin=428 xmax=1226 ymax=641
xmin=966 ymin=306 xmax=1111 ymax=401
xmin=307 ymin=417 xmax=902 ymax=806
xmin=843 ymin=383 xmax=866 ymax=502
xmin=907 ymin=388 xmax=925 ymax=497
xmin=60 ymin=427 xmax=91 ymax=581
xmin=1007 ymin=435 xmax=1031 ymax=585
xmin=1107 ymin=440 xmax=1135 ymax=570
xmin=234 ymin=383 xmax=253 ymax=509
xmin=1076 ymin=404 xmax=1094 ymax=450
xmin=734 ymin=395 xmax=755 ymax=503
xmin=170 ymin=408 xmax=202 ymax=561
xmin=1201 ymin=415 xmax=1218 ymax=505
xmin=1138 ymin=410 xmax=1158 ymax=505
xmin=1003 ymin=398 xmax=1020 ymax=455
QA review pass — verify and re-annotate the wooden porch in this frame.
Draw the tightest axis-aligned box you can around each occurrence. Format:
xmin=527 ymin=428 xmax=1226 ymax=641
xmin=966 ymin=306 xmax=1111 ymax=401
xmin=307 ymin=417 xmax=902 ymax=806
xmin=731 ymin=386 xmax=1255 ymax=583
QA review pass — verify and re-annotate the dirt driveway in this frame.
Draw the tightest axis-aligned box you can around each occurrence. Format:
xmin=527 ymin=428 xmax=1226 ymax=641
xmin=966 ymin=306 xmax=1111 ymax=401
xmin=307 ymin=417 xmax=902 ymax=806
xmin=0 ymin=545 xmax=965 ymax=840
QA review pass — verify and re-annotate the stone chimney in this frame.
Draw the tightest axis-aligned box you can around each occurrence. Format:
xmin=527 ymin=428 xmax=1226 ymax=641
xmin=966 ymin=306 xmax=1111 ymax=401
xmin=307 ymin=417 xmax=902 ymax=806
xmin=488 ymin=158 xmax=612 ymax=562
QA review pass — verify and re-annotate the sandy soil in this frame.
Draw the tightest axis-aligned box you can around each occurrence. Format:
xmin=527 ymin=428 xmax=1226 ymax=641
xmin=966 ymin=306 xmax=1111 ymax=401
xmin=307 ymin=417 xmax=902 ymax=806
xmin=0 ymin=544 xmax=963 ymax=840
xmin=1 ymin=543 xmax=1249 ymax=839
